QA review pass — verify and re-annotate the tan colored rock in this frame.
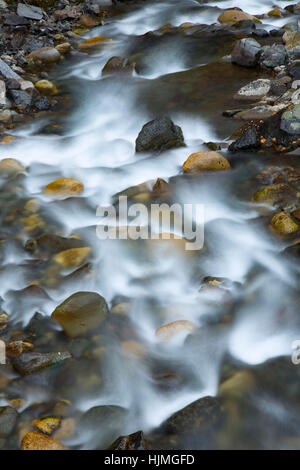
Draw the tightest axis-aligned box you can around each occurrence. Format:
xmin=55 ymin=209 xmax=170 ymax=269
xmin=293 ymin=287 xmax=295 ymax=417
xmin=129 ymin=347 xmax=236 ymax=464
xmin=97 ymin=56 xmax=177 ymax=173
xmin=55 ymin=42 xmax=71 ymax=55
xmin=0 ymin=158 xmax=25 ymax=177
xmin=182 ymin=151 xmax=230 ymax=173
xmin=28 ymin=47 xmax=61 ymax=64
xmin=121 ymin=340 xmax=145 ymax=358
xmin=218 ymin=9 xmax=261 ymax=25
xmin=53 ymin=247 xmax=91 ymax=267
xmin=21 ymin=431 xmax=65 ymax=450
xmin=33 ymin=417 xmax=61 ymax=435
xmin=270 ymin=212 xmax=299 ymax=235
xmin=78 ymin=36 xmax=112 ymax=52
xmin=34 ymin=80 xmax=57 ymax=95
xmin=44 ymin=178 xmax=84 ymax=197
xmin=156 ymin=320 xmax=196 ymax=341
xmin=6 ymin=341 xmax=34 ymax=358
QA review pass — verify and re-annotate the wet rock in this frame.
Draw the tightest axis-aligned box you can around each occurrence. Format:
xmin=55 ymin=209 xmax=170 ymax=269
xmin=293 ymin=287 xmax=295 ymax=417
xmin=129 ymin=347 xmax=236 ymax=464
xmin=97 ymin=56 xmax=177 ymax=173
xmin=218 ymin=9 xmax=261 ymax=25
xmin=28 ymin=47 xmax=61 ymax=64
xmin=17 ymin=4 xmax=43 ymax=20
xmin=252 ymin=184 xmax=295 ymax=206
xmin=287 ymin=60 xmax=300 ymax=80
xmin=0 ymin=311 xmax=8 ymax=330
xmin=149 ymin=396 xmax=223 ymax=449
xmin=34 ymin=80 xmax=57 ymax=95
xmin=13 ymin=351 xmax=72 ymax=376
xmin=6 ymin=341 xmax=34 ymax=358
xmin=231 ymin=38 xmax=262 ymax=67
xmin=51 ymin=291 xmax=108 ymax=338
xmin=25 ymin=233 xmax=85 ymax=256
xmin=135 ymin=116 xmax=184 ymax=153
xmin=53 ymin=246 xmax=91 ymax=267
xmin=235 ymin=79 xmax=271 ymax=100
xmin=21 ymin=431 xmax=65 ymax=450
xmin=182 ymin=151 xmax=230 ymax=173
xmin=156 ymin=320 xmax=196 ymax=342
xmin=35 ymin=96 xmax=51 ymax=111
xmin=260 ymin=44 xmax=288 ymax=68
xmin=33 ymin=416 xmax=61 ymax=435
xmin=269 ymin=77 xmax=291 ymax=96
xmin=102 ymin=56 xmax=135 ymax=76
xmin=44 ymin=178 xmax=84 ymax=197
xmin=81 ymin=405 xmax=128 ymax=448
xmin=55 ymin=43 xmax=71 ymax=55
xmin=0 ymin=158 xmax=25 ymax=177
xmin=53 ymin=417 xmax=76 ymax=440
xmin=280 ymin=104 xmax=300 ymax=134
xmin=234 ymin=104 xmax=286 ymax=121
xmin=270 ymin=212 xmax=299 ymax=235
xmin=5 ymin=78 xmax=21 ymax=90
xmin=108 ymin=431 xmax=148 ymax=450
xmin=4 ymin=14 xmax=30 ymax=26
xmin=9 ymin=90 xmax=32 ymax=108
xmin=78 ymin=36 xmax=112 ymax=52
xmin=229 ymin=108 xmax=300 ymax=152
xmin=0 ymin=406 xmax=18 ymax=438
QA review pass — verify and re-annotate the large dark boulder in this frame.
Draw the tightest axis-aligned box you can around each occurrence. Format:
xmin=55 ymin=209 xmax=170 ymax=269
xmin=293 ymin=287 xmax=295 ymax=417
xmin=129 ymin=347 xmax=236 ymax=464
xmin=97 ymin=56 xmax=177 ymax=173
xmin=135 ymin=116 xmax=185 ymax=153
xmin=231 ymin=38 xmax=262 ymax=67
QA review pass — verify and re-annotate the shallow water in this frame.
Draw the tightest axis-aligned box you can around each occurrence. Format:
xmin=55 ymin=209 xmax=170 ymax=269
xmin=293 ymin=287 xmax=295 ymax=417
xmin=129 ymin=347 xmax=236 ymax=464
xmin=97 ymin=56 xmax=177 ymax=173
xmin=1 ymin=0 xmax=300 ymax=450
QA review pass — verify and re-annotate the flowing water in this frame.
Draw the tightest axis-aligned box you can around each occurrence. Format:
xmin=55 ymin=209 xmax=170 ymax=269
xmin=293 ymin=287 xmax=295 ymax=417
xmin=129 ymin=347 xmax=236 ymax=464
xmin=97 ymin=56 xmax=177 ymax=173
xmin=1 ymin=0 xmax=300 ymax=450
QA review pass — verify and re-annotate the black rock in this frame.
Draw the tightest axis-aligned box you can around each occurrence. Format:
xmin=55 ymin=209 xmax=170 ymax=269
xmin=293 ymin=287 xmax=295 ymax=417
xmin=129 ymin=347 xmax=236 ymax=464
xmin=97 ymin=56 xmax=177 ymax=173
xmin=287 ymin=60 xmax=300 ymax=80
xmin=260 ymin=44 xmax=288 ymax=68
xmin=229 ymin=125 xmax=260 ymax=151
xmin=135 ymin=116 xmax=185 ymax=153
xmin=4 ymin=14 xmax=30 ymax=26
xmin=0 ymin=407 xmax=18 ymax=438
xmin=231 ymin=38 xmax=262 ymax=67
xmin=13 ymin=351 xmax=72 ymax=376
xmin=108 ymin=431 xmax=148 ymax=450
xmin=252 ymin=29 xmax=269 ymax=39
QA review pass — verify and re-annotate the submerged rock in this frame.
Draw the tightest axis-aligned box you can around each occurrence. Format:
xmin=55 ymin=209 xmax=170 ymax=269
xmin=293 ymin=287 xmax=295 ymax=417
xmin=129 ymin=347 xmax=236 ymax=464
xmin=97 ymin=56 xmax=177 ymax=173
xmin=182 ymin=151 xmax=230 ymax=173
xmin=21 ymin=431 xmax=65 ymax=450
xmin=53 ymin=247 xmax=91 ymax=267
xmin=51 ymin=291 xmax=108 ymax=338
xmin=102 ymin=56 xmax=135 ymax=76
xmin=81 ymin=405 xmax=128 ymax=448
xmin=0 ymin=406 xmax=18 ymax=438
xmin=25 ymin=234 xmax=85 ymax=255
xmin=44 ymin=178 xmax=84 ymax=197
xmin=13 ymin=351 xmax=72 ymax=376
xmin=252 ymin=184 xmax=295 ymax=206
xmin=0 ymin=158 xmax=25 ymax=177
xmin=28 ymin=47 xmax=61 ymax=64
xmin=108 ymin=431 xmax=148 ymax=450
xmin=156 ymin=320 xmax=196 ymax=342
xmin=34 ymin=80 xmax=57 ymax=95
xmin=135 ymin=116 xmax=184 ymax=152
xmin=231 ymin=38 xmax=262 ymax=67
xmin=78 ymin=36 xmax=112 ymax=52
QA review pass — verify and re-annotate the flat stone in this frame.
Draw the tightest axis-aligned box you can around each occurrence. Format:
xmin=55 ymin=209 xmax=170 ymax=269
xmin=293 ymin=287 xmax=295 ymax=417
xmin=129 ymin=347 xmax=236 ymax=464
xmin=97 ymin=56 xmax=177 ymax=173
xmin=13 ymin=351 xmax=72 ymax=375
xmin=235 ymin=79 xmax=271 ymax=100
xmin=17 ymin=3 xmax=43 ymax=20
xmin=4 ymin=13 xmax=30 ymax=26
xmin=0 ymin=58 xmax=21 ymax=80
